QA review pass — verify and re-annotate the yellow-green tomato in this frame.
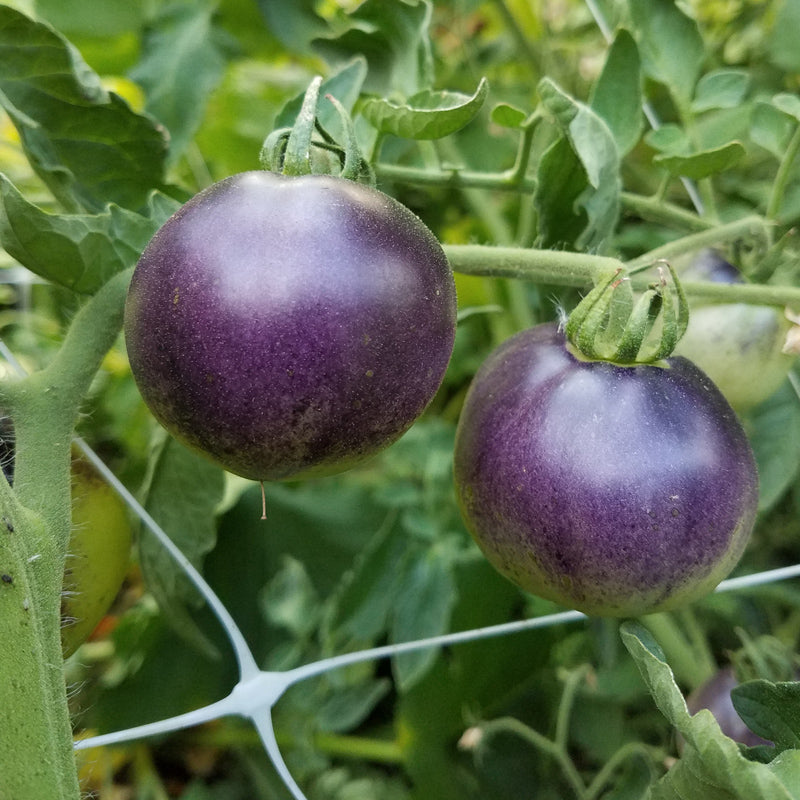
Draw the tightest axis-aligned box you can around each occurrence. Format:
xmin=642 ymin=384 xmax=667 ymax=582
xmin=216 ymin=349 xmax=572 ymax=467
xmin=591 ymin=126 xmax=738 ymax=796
xmin=674 ymin=250 xmax=795 ymax=413
xmin=674 ymin=303 xmax=794 ymax=412
xmin=61 ymin=454 xmax=132 ymax=658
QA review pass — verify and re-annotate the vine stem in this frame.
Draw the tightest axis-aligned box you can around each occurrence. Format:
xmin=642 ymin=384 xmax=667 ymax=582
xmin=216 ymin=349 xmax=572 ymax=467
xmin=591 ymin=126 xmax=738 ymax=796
xmin=472 ymin=716 xmax=587 ymax=798
xmin=767 ymin=122 xmax=800 ymax=225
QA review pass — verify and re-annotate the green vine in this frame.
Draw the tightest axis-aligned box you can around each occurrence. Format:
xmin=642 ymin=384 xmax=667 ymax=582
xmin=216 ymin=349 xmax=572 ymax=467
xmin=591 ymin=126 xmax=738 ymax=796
xmin=0 ymin=268 xmax=132 ymax=800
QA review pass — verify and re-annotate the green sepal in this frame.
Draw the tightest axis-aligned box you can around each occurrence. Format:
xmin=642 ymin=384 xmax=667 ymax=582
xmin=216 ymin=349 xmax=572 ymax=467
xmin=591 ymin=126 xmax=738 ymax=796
xmin=566 ymin=261 xmax=690 ymax=365
xmin=611 ymin=288 xmax=662 ymax=363
xmin=565 ymin=269 xmax=623 ymax=356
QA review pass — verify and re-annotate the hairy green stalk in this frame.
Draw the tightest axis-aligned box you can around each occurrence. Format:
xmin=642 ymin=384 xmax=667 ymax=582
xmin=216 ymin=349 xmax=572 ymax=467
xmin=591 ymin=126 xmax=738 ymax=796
xmin=0 ymin=268 xmax=131 ymax=800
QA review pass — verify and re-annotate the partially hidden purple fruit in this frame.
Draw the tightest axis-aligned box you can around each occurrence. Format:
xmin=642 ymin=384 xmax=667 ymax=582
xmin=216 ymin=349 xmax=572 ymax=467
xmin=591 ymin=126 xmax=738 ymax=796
xmin=124 ymin=172 xmax=457 ymax=481
xmin=453 ymin=323 xmax=758 ymax=617
xmin=686 ymin=667 xmax=772 ymax=748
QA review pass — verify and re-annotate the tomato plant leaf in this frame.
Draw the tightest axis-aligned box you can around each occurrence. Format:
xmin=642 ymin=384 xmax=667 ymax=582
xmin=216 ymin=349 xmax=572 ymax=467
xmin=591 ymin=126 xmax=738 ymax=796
xmin=137 ymin=431 xmax=226 ymax=655
xmin=0 ymin=5 xmax=169 ymax=213
xmin=751 ymin=100 xmax=799 ymax=159
xmin=538 ymin=77 xmax=621 ymax=250
xmin=390 ymin=549 xmax=456 ymax=691
xmin=769 ymin=751 xmax=800 ymax=800
xmin=654 ymin=141 xmax=746 ymax=179
xmin=692 ymin=69 xmax=751 ymax=112
xmin=646 ymin=123 xmax=692 ymax=155
xmin=311 ymin=0 xmax=434 ymax=96
xmin=749 ymin=380 xmax=800 ymax=512
xmin=590 ymin=28 xmax=643 ymax=156
xmin=361 ymin=77 xmax=487 ymax=140
xmin=731 ymin=680 xmax=800 ymax=750
xmin=622 ymin=621 xmax=796 ymax=800
xmin=314 ymin=677 xmax=392 ymax=734
xmin=322 ymin=517 xmax=410 ymax=650
xmin=628 ymin=0 xmax=705 ymax=108
xmin=491 ymin=102 xmax=528 ymax=129
xmin=255 ymin=0 xmax=328 ymax=52
xmin=772 ymin=93 xmax=800 ymax=122
xmin=0 ymin=174 xmax=179 ymax=293
xmin=260 ymin=556 xmax=321 ymax=640
xmin=534 ymin=135 xmax=589 ymax=248
xmin=129 ymin=0 xmax=232 ymax=166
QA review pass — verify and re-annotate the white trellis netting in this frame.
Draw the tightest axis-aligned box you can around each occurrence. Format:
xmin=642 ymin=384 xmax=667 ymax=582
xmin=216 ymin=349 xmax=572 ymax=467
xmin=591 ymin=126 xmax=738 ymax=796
xmin=69 ymin=431 xmax=800 ymax=800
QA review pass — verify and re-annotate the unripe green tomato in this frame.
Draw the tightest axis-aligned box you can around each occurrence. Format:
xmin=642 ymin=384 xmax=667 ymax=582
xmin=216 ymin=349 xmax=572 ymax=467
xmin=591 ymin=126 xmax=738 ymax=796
xmin=61 ymin=453 xmax=132 ymax=658
xmin=674 ymin=303 xmax=794 ymax=412
xmin=674 ymin=250 xmax=795 ymax=412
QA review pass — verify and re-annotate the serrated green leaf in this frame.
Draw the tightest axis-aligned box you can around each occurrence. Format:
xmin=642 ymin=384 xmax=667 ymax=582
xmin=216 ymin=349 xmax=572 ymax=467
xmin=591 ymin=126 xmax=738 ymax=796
xmin=538 ymin=77 xmax=621 ymax=250
xmin=391 ymin=550 xmax=456 ymax=691
xmin=491 ymin=102 xmax=528 ymax=129
xmin=0 ymin=5 xmax=169 ymax=212
xmin=590 ymin=29 xmax=643 ymax=156
xmin=692 ymin=69 xmax=750 ymax=112
xmin=138 ymin=431 xmax=226 ymax=655
xmin=129 ymin=0 xmax=231 ymax=165
xmin=361 ymin=77 xmax=487 ymax=140
xmin=731 ymin=680 xmax=800 ymax=750
xmin=0 ymin=174 xmax=179 ymax=293
xmin=621 ymin=621 xmax=795 ymax=800
xmin=628 ymin=0 xmax=705 ymax=107
xmin=654 ymin=141 xmax=746 ymax=179
xmin=312 ymin=0 xmax=434 ymax=96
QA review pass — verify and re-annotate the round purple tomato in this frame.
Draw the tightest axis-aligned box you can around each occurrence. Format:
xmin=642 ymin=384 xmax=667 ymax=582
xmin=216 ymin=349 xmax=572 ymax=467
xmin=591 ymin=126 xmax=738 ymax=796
xmin=453 ymin=323 xmax=758 ymax=617
xmin=124 ymin=172 xmax=456 ymax=481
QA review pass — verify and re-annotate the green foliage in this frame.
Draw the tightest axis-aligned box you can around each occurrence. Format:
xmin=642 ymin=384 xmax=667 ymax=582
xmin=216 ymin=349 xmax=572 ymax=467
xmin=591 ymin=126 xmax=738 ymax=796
xmin=622 ymin=621 xmax=800 ymax=799
xmin=360 ymin=78 xmax=488 ymax=140
xmin=0 ymin=6 xmax=170 ymax=212
xmin=2 ymin=1 xmax=800 ymax=799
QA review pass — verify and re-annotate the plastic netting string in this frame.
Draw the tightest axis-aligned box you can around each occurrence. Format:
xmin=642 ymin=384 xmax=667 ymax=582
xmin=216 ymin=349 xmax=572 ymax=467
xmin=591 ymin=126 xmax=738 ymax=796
xmin=71 ymin=432 xmax=800 ymax=800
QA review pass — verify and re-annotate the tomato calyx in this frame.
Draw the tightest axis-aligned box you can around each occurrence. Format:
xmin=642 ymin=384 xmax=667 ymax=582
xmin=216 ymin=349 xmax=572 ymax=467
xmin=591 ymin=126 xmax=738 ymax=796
xmin=566 ymin=260 xmax=689 ymax=365
xmin=259 ymin=76 xmax=374 ymax=185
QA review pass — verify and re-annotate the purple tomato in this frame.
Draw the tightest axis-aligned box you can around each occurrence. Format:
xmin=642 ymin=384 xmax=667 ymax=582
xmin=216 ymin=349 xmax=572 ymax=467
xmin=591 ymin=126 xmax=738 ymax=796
xmin=124 ymin=172 xmax=456 ymax=481
xmin=453 ymin=323 xmax=758 ymax=617
xmin=686 ymin=667 xmax=771 ymax=748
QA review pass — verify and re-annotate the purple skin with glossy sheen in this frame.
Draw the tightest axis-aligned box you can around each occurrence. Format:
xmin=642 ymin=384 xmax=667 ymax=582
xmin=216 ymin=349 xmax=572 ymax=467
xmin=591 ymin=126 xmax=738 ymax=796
xmin=124 ymin=171 xmax=457 ymax=481
xmin=454 ymin=323 xmax=759 ymax=617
